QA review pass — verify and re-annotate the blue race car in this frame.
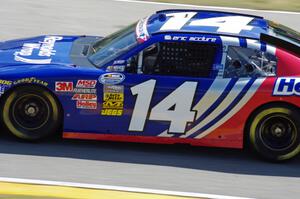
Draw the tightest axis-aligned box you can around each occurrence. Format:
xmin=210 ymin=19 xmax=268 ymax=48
xmin=0 ymin=9 xmax=300 ymax=161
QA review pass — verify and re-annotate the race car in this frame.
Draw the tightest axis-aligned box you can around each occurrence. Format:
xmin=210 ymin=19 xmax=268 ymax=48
xmin=0 ymin=9 xmax=299 ymax=161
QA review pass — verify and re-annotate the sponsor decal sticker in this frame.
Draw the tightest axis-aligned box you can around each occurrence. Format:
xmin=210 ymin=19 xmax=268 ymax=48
xmin=14 ymin=77 xmax=48 ymax=86
xmin=101 ymin=109 xmax=123 ymax=116
xmin=14 ymin=36 xmax=63 ymax=64
xmin=99 ymin=73 xmax=125 ymax=85
xmin=55 ymin=79 xmax=99 ymax=110
xmin=72 ymin=94 xmax=97 ymax=101
xmin=106 ymin=65 xmax=125 ymax=72
xmin=136 ymin=17 xmax=150 ymax=43
xmin=0 ymin=80 xmax=13 ymax=86
xmin=113 ymin=60 xmax=126 ymax=65
xmin=102 ymin=101 xmax=124 ymax=109
xmin=164 ymin=35 xmax=217 ymax=42
xmin=273 ymin=78 xmax=300 ymax=96
xmin=76 ymin=80 xmax=97 ymax=88
xmin=101 ymin=85 xmax=124 ymax=116
xmin=76 ymin=100 xmax=97 ymax=110
xmin=104 ymin=93 xmax=124 ymax=101
xmin=73 ymin=88 xmax=97 ymax=94
xmin=0 ymin=80 xmax=12 ymax=96
xmin=55 ymin=82 xmax=74 ymax=92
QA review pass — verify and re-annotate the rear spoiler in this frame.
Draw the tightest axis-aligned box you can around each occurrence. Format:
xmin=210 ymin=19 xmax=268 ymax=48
xmin=260 ymin=33 xmax=300 ymax=56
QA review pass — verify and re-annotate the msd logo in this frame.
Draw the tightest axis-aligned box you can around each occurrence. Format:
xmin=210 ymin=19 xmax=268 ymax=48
xmin=273 ymin=78 xmax=300 ymax=96
xmin=76 ymin=80 xmax=97 ymax=88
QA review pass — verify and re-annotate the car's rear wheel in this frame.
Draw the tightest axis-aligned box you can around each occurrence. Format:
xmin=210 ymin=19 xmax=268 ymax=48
xmin=1 ymin=85 xmax=62 ymax=140
xmin=249 ymin=105 xmax=300 ymax=161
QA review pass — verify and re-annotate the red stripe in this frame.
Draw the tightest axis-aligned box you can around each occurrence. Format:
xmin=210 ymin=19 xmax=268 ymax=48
xmin=63 ymin=132 xmax=242 ymax=149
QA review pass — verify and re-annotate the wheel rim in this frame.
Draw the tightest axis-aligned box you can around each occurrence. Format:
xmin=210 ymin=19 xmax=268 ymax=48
xmin=259 ymin=115 xmax=297 ymax=151
xmin=11 ymin=94 xmax=50 ymax=130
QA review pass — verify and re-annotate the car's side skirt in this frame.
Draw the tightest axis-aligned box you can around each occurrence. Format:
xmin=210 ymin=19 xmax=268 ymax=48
xmin=63 ymin=132 xmax=243 ymax=149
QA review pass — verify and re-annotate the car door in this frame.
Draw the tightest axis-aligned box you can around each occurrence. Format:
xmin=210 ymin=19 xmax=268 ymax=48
xmin=115 ymin=37 xmax=235 ymax=139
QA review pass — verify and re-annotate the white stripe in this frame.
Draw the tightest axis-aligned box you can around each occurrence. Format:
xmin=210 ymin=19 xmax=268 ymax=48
xmin=114 ymin=0 xmax=300 ymax=15
xmin=158 ymin=129 xmax=173 ymax=137
xmin=266 ymin=45 xmax=276 ymax=55
xmin=195 ymin=78 xmax=265 ymax=139
xmin=0 ymin=177 xmax=255 ymax=199
xmin=246 ymin=39 xmax=277 ymax=55
xmin=158 ymin=79 xmax=230 ymax=137
xmin=220 ymin=36 xmax=240 ymax=46
xmin=246 ymin=39 xmax=261 ymax=50
xmin=182 ymin=79 xmax=249 ymax=138
xmin=193 ymin=79 xmax=231 ymax=119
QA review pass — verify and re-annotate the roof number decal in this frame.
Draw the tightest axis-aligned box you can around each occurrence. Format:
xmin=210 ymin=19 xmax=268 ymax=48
xmin=160 ymin=12 xmax=254 ymax=34
xmin=160 ymin=12 xmax=197 ymax=31
xmin=190 ymin=16 xmax=254 ymax=34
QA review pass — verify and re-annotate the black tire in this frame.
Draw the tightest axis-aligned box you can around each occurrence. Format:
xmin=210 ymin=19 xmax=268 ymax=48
xmin=0 ymin=85 xmax=62 ymax=140
xmin=249 ymin=105 xmax=300 ymax=161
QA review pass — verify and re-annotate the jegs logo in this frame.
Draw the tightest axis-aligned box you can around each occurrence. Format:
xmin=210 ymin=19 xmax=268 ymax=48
xmin=273 ymin=78 xmax=300 ymax=96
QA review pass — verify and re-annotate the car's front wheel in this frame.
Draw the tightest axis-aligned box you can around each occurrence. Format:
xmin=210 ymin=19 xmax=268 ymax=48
xmin=249 ymin=105 xmax=300 ymax=161
xmin=1 ymin=85 xmax=62 ymax=140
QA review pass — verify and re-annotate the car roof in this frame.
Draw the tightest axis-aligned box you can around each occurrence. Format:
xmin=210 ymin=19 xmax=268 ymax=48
xmin=145 ymin=9 xmax=269 ymax=40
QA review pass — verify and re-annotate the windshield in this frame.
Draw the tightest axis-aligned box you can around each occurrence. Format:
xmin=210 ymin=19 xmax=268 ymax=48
xmin=89 ymin=22 xmax=138 ymax=67
xmin=268 ymin=20 xmax=300 ymax=46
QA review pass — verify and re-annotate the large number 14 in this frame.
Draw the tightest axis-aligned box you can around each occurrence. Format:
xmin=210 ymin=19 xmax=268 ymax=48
xmin=129 ymin=80 xmax=198 ymax=133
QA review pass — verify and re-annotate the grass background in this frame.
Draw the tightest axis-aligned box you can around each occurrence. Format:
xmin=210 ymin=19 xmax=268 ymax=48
xmin=147 ymin=0 xmax=300 ymax=12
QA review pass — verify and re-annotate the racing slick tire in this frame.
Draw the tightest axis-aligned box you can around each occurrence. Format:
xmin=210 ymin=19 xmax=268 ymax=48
xmin=249 ymin=105 xmax=300 ymax=161
xmin=0 ymin=85 xmax=62 ymax=141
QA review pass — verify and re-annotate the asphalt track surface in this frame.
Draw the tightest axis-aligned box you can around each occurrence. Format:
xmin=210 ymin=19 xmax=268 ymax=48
xmin=0 ymin=0 xmax=299 ymax=199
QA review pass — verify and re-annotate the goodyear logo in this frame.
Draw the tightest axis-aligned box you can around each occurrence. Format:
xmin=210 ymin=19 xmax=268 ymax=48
xmin=273 ymin=78 xmax=300 ymax=96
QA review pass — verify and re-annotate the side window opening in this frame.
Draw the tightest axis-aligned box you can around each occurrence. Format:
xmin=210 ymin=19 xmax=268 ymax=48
xmin=224 ymin=46 xmax=277 ymax=78
xmin=126 ymin=41 xmax=218 ymax=78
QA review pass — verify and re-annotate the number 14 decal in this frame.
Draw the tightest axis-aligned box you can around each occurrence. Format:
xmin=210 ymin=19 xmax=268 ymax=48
xmin=129 ymin=80 xmax=197 ymax=133
xmin=160 ymin=12 xmax=254 ymax=34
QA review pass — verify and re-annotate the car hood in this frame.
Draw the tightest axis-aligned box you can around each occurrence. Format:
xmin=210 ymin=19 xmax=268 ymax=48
xmin=0 ymin=35 xmax=81 ymax=67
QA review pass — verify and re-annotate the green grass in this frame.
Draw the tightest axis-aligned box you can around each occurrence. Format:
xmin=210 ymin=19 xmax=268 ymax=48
xmin=147 ymin=0 xmax=300 ymax=12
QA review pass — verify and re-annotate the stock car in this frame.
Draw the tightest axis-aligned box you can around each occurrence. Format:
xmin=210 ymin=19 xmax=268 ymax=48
xmin=0 ymin=10 xmax=299 ymax=161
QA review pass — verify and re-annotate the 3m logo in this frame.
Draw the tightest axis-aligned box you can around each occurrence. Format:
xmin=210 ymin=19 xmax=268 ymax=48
xmin=273 ymin=78 xmax=300 ymax=96
xmin=76 ymin=80 xmax=97 ymax=88
xmin=55 ymin=82 xmax=73 ymax=92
